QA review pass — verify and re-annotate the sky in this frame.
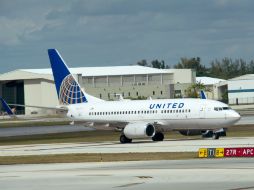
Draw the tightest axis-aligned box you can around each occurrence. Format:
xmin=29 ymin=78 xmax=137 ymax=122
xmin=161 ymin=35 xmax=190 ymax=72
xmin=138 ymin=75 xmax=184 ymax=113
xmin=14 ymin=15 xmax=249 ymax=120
xmin=1 ymin=0 xmax=254 ymax=73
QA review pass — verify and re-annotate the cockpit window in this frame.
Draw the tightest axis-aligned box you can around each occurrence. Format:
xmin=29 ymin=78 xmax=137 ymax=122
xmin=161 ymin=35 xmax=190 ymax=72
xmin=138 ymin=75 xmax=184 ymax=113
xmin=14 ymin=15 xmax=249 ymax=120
xmin=214 ymin=107 xmax=231 ymax=111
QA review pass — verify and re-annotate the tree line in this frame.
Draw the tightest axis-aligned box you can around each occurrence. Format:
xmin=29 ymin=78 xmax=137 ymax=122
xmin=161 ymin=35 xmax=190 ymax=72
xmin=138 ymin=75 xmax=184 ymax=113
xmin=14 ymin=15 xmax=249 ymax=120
xmin=137 ymin=57 xmax=254 ymax=79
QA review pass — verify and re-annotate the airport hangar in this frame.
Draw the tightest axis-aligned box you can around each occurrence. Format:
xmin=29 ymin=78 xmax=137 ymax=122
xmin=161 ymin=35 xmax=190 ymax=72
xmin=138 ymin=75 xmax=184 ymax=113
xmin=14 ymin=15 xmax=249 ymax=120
xmin=0 ymin=66 xmax=195 ymax=115
xmin=228 ymin=74 xmax=254 ymax=105
xmin=197 ymin=74 xmax=254 ymax=107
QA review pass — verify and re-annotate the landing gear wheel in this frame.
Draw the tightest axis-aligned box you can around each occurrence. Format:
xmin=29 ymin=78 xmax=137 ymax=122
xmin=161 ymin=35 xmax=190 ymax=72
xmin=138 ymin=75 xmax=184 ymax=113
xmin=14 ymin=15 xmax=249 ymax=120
xmin=120 ymin=135 xmax=132 ymax=143
xmin=152 ymin=132 xmax=164 ymax=141
xmin=212 ymin=133 xmax=220 ymax=140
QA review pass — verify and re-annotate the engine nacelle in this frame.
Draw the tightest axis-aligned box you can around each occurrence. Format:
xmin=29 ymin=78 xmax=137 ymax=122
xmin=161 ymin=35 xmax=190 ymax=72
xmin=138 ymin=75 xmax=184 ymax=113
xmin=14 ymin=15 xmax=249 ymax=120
xmin=124 ymin=123 xmax=155 ymax=139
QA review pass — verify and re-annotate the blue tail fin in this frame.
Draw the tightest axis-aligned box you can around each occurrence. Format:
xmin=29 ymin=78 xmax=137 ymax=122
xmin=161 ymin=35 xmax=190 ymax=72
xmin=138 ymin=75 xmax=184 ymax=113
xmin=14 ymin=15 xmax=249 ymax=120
xmin=0 ymin=97 xmax=15 ymax=116
xmin=48 ymin=49 xmax=88 ymax=105
xmin=200 ymin=90 xmax=207 ymax=99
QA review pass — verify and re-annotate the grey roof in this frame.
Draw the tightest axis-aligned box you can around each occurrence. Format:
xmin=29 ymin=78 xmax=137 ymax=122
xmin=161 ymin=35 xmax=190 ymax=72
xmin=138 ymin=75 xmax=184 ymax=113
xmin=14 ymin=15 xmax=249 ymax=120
xmin=229 ymin=74 xmax=254 ymax=81
xmin=22 ymin=65 xmax=171 ymax=77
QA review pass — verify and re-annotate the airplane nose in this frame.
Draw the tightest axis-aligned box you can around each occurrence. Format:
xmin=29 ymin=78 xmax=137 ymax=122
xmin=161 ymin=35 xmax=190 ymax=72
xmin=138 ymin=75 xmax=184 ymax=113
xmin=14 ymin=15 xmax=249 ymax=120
xmin=231 ymin=111 xmax=241 ymax=122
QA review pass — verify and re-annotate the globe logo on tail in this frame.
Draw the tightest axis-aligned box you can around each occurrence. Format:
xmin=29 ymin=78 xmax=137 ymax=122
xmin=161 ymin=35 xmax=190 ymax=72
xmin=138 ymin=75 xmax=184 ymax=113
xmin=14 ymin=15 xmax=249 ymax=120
xmin=59 ymin=74 xmax=87 ymax=105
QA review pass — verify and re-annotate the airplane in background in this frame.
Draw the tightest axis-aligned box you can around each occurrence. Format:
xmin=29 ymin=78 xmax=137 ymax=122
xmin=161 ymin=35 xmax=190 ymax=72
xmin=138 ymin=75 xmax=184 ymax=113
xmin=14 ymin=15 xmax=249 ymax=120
xmin=1 ymin=49 xmax=241 ymax=143
xmin=200 ymin=90 xmax=207 ymax=99
xmin=0 ymin=97 xmax=16 ymax=118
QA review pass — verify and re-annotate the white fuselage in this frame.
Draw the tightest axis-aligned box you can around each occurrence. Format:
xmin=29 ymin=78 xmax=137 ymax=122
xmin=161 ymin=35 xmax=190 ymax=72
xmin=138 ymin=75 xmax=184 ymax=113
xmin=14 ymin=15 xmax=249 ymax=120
xmin=66 ymin=98 xmax=241 ymax=130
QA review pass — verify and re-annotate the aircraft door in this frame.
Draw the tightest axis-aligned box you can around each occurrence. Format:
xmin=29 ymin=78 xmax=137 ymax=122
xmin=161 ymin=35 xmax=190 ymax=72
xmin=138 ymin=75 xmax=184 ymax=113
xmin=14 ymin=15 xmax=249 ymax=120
xmin=199 ymin=104 xmax=206 ymax=118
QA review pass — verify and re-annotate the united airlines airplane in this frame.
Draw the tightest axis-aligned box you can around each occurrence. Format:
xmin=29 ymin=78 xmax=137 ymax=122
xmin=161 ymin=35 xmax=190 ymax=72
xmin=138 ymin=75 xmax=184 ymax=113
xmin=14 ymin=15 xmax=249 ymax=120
xmin=45 ymin=49 xmax=240 ymax=143
xmin=1 ymin=49 xmax=241 ymax=143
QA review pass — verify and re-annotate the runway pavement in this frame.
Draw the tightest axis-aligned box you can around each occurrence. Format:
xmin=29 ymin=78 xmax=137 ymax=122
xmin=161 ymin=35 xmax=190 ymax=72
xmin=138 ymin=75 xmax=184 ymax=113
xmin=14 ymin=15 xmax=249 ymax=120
xmin=1 ymin=159 xmax=254 ymax=190
xmin=0 ymin=125 xmax=94 ymax=137
xmin=236 ymin=115 xmax=254 ymax=125
xmin=1 ymin=137 xmax=254 ymax=156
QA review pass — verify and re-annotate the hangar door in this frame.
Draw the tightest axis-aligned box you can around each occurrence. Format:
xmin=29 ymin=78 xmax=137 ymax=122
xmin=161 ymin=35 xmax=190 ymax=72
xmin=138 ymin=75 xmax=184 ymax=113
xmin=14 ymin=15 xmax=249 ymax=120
xmin=2 ymin=80 xmax=24 ymax=115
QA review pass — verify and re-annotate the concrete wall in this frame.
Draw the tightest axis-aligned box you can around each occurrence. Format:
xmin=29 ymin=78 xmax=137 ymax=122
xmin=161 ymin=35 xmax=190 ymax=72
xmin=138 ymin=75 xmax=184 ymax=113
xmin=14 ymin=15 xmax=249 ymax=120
xmin=168 ymin=69 xmax=196 ymax=84
xmin=24 ymin=79 xmax=58 ymax=115
xmin=84 ymin=84 xmax=172 ymax=100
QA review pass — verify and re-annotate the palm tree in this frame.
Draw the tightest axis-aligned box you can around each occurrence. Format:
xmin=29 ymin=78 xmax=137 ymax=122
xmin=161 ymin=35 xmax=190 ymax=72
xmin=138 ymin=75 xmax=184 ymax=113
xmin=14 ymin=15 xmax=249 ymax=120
xmin=186 ymin=82 xmax=208 ymax=98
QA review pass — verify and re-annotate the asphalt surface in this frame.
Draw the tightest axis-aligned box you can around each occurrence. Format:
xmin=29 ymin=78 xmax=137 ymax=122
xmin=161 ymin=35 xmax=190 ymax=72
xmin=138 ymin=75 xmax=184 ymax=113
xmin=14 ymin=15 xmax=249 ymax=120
xmin=1 ymin=159 xmax=254 ymax=190
xmin=0 ymin=125 xmax=94 ymax=137
xmin=236 ymin=115 xmax=254 ymax=125
xmin=1 ymin=137 xmax=254 ymax=156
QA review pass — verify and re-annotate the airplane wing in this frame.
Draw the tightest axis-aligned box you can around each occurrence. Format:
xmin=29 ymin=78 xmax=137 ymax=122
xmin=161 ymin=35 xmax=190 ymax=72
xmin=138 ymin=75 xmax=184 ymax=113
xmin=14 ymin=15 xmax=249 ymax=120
xmin=8 ymin=103 xmax=68 ymax=111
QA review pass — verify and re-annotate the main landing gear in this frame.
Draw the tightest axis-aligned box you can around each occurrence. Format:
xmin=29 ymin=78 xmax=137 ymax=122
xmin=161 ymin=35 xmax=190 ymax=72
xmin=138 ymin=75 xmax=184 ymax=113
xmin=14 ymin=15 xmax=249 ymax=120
xmin=202 ymin=129 xmax=227 ymax=140
xmin=120 ymin=134 xmax=132 ymax=143
xmin=152 ymin=132 xmax=164 ymax=141
xmin=212 ymin=130 xmax=226 ymax=140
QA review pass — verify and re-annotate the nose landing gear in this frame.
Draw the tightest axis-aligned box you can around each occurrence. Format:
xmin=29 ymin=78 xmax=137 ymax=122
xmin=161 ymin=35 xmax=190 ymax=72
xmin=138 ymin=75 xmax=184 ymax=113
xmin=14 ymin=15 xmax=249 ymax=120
xmin=202 ymin=128 xmax=227 ymax=140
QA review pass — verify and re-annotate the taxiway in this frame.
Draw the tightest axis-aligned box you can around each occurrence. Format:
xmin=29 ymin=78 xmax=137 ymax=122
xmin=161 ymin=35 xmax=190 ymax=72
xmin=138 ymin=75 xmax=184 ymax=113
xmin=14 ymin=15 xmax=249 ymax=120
xmin=1 ymin=159 xmax=254 ymax=190
xmin=1 ymin=137 xmax=254 ymax=156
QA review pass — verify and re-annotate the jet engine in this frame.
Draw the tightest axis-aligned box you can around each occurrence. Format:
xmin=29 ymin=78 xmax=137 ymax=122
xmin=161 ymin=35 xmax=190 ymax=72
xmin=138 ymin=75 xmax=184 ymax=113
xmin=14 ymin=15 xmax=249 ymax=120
xmin=123 ymin=123 xmax=155 ymax=139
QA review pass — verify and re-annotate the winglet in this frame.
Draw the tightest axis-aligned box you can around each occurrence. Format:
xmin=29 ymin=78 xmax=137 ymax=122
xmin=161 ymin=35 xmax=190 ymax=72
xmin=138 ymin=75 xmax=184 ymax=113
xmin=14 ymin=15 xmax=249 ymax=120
xmin=200 ymin=90 xmax=207 ymax=99
xmin=0 ymin=97 xmax=16 ymax=117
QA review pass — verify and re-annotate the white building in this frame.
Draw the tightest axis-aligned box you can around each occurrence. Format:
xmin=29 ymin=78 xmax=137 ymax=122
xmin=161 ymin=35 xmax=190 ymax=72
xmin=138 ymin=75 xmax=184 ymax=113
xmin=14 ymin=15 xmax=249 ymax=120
xmin=0 ymin=66 xmax=195 ymax=115
xmin=228 ymin=74 xmax=254 ymax=105
xmin=196 ymin=76 xmax=227 ymax=100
